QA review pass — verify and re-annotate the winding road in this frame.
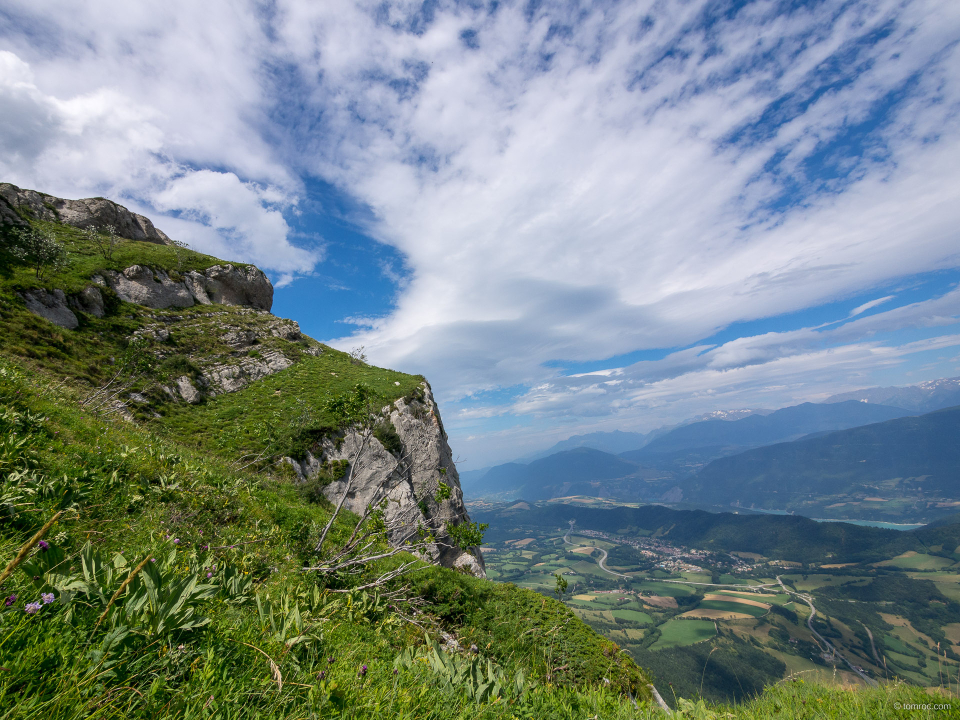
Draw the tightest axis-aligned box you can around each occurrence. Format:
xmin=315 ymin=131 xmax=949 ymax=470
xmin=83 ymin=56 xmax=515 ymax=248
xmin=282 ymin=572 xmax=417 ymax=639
xmin=563 ymin=521 xmax=628 ymax=578
xmin=776 ymin=576 xmax=878 ymax=688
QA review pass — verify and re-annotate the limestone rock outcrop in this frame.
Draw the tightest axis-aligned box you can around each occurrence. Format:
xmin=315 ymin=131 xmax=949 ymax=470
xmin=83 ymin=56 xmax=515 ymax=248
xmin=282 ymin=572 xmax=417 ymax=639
xmin=286 ymin=382 xmax=486 ymax=578
xmin=0 ymin=183 xmax=172 ymax=244
xmin=96 ymin=263 xmax=273 ymax=312
xmin=19 ymin=289 xmax=79 ymax=330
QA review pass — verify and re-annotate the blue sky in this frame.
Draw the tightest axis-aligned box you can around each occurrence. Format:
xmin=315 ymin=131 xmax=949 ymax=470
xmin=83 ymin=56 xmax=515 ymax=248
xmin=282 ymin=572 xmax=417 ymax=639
xmin=1 ymin=0 xmax=959 ymax=467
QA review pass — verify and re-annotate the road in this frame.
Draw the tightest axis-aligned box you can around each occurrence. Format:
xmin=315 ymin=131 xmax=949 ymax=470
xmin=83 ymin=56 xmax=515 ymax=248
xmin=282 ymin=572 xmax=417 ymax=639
xmin=776 ymin=576 xmax=878 ymax=688
xmin=862 ymin=622 xmax=881 ymax=666
xmin=563 ymin=521 xmax=629 ymax=578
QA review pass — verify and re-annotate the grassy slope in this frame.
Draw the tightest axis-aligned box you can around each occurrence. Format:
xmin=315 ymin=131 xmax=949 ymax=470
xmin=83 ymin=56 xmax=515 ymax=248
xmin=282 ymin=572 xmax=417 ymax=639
xmin=0 ymin=360 xmax=653 ymax=718
xmin=0 ymin=217 xmax=950 ymax=717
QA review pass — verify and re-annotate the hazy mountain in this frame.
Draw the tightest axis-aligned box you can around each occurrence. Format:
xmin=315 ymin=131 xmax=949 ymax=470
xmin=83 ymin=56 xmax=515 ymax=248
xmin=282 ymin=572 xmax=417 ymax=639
xmin=463 ymin=447 xmax=641 ymax=500
xmin=622 ymin=400 xmax=915 ymax=465
xmin=825 ymin=376 xmax=960 ymax=412
xmin=685 ymin=408 xmax=772 ymax=422
xmin=524 ymin=430 xmax=648 ymax=460
xmin=683 ymin=405 xmax=960 ymax=522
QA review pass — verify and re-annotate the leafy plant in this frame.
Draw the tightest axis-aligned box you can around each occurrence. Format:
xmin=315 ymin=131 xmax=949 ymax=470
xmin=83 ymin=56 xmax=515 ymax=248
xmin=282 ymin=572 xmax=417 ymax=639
xmin=256 ymin=591 xmax=320 ymax=650
xmin=447 ymin=520 xmax=488 ymax=551
xmin=395 ymin=633 xmax=532 ymax=705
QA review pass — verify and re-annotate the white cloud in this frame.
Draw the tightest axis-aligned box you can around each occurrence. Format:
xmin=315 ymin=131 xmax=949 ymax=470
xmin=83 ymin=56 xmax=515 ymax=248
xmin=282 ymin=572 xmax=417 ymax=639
xmin=274 ymin=1 xmax=960 ymax=402
xmin=849 ymin=296 xmax=896 ymax=316
xmin=4 ymin=1 xmax=960 ymax=466
xmin=0 ymin=9 xmax=320 ymax=276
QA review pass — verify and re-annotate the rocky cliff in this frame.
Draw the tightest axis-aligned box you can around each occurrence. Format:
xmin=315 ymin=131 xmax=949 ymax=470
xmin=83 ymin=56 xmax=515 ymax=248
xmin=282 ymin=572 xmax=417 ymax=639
xmin=1 ymin=183 xmax=172 ymax=244
xmin=2 ymin=183 xmax=483 ymax=578
xmin=286 ymin=383 xmax=485 ymax=577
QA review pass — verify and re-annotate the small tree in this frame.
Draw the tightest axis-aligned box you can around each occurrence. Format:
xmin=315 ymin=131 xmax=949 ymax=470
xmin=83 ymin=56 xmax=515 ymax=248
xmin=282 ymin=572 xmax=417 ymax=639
xmin=170 ymin=238 xmax=190 ymax=271
xmin=10 ymin=227 xmax=68 ymax=280
xmin=554 ymin=572 xmax=569 ymax=602
xmin=82 ymin=224 xmax=124 ymax=261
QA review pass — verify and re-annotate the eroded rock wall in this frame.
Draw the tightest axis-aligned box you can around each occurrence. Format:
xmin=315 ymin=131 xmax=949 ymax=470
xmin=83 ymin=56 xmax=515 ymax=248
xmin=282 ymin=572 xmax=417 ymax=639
xmin=287 ymin=382 xmax=485 ymax=578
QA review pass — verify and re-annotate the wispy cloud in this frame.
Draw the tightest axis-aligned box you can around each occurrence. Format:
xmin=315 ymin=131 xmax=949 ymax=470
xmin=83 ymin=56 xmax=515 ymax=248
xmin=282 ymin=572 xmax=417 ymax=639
xmin=2 ymin=1 xmax=960 ymax=466
xmin=850 ymin=296 xmax=895 ymax=316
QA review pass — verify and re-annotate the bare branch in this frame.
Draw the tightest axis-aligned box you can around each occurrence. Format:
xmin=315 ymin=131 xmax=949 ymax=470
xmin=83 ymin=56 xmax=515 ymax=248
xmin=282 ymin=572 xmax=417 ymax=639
xmin=314 ymin=425 xmax=373 ymax=555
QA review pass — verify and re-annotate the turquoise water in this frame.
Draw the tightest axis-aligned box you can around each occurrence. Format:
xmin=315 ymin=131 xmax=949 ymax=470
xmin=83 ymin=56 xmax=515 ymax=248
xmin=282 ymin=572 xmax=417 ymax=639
xmin=812 ymin=518 xmax=925 ymax=531
xmin=740 ymin=507 xmax=924 ymax=530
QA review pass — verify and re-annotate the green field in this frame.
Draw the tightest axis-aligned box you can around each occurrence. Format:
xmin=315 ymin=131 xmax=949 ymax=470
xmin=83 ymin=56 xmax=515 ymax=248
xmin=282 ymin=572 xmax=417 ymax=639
xmin=612 ymin=609 xmax=654 ymax=624
xmin=651 ymin=619 xmax=717 ymax=649
xmin=698 ymin=599 xmax=768 ymax=617
xmin=635 ymin=580 xmax=696 ymax=597
xmin=876 ymin=552 xmax=956 ymax=570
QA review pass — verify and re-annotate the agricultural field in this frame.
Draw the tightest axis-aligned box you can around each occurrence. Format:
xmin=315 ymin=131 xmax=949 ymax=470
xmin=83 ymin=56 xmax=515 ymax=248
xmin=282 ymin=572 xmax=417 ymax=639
xmin=473 ymin=501 xmax=960 ymax=705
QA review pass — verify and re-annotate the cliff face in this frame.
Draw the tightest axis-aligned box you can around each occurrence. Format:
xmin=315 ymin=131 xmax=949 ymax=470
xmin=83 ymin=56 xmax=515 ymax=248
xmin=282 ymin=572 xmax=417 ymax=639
xmin=286 ymin=383 xmax=486 ymax=578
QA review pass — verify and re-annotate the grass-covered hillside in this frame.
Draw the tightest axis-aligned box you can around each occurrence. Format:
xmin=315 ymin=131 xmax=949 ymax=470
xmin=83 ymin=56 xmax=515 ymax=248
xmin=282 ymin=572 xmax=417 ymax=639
xmin=0 ymin=206 xmax=952 ymax=718
xmin=0 ymin=358 xmax=657 ymax=718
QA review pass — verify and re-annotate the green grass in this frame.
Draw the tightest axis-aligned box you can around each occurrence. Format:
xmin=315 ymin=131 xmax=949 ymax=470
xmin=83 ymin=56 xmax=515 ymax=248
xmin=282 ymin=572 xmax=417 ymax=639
xmin=0 ymin=358 xmax=654 ymax=719
xmin=3 ymin=219 xmax=235 ymax=295
xmin=611 ymin=609 xmax=654 ymax=624
xmin=876 ymin=552 xmax=955 ymax=570
xmin=698 ymin=599 xmax=769 ymax=617
xmin=635 ymin=580 xmax=696 ymax=597
xmin=650 ymin=619 xmax=716 ymax=649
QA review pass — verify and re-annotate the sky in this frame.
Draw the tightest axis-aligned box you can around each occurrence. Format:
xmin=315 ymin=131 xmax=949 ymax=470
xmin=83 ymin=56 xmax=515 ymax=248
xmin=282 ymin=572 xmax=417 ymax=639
xmin=2 ymin=0 xmax=960 ymax=468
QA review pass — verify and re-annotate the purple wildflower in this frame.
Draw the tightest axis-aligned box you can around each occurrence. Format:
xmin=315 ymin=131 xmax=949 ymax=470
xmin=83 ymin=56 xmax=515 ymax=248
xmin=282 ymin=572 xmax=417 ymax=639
xmin=41 ymin=593 xmax=55 ymax=604
xmin=207 ymin=572 xmax=213 ymax=578
xmin=38 ymin=540 xmax=49 ymax=551
xmin=318 ymin=671 xmax=326 ymax=681
xmin=150 ymin=558 xmax=156 ymax=563
xmin=393 ymin=668 xmax=398 ymax=676
xmin=359 ymin=664 xmax=367 ymax=677
xmin=173 ymin=538 xmax=180 ymax=544
xmin=25 ymin=602 xmax=41 ymax=615
xmin=328 ymin=656 xmax=335 ymax=664
xmin=4 ymin=594 xmax=17 ymax=607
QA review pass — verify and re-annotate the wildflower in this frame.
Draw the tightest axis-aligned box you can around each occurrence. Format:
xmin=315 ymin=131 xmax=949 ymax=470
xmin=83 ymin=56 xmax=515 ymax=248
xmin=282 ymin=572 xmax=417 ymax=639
xmin=359 ymin=664 xmax=367 ymax=677
xmin=38 ymin=540 xmax=49 ymax=551
xmin=328 ymin=656 xmax=335 ymax=664
xmin=173 ymin=538 xmax=180 ymax=544
xmin=25 ymin=602 xmax=41 ymax=614
xmin=150 ymin=558 xmax=156 ymax=563
xmin=207 ymin=572 xmax=213 ymax=578
xmin=41 ymin=593 xmax=55 ymax=604
xmin=5 ymin=594 xmax=17 ymax=606
xmin=318 ymin=671 xmax=326 ymax=681
xmin=393 ymin=669 xmax=398 ymax=676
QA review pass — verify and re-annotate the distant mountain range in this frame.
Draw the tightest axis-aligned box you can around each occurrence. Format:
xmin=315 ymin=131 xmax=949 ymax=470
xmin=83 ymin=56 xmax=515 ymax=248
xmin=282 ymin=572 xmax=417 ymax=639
xmin=462 ymin=376 xmax=960 ymax=523
xmin=523 ymin=430 xmax=649 ymax=460
xmin=825 ymin=376 xmax=960 ymax=412
xmin=620 ymin=400 xmax=916 ymax=470
xmin=684 ymin=405 xmax=960 ymax=521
